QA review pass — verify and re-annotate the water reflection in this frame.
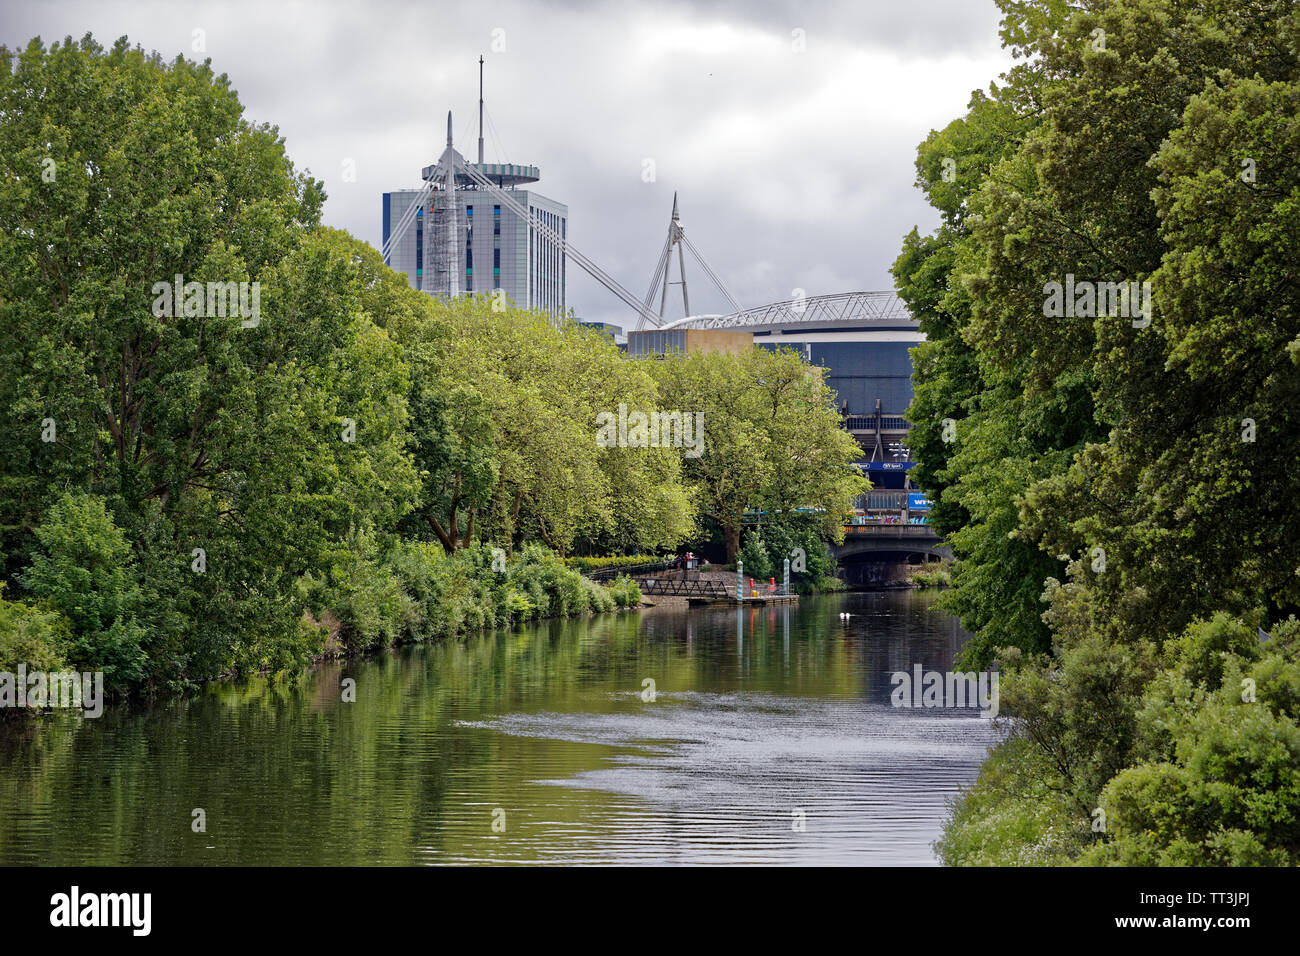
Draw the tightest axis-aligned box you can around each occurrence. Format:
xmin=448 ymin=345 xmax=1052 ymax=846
xmin=0 ymin=590 xmax=998 ymax=865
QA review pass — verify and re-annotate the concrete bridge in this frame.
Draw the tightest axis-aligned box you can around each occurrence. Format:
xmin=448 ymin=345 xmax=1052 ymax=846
xmin=833 ymin=524 xmax=949 ymax=587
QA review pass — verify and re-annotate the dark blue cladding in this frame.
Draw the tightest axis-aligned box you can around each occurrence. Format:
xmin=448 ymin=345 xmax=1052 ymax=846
xmin=757 ymin=340 xmax=916 ymax=415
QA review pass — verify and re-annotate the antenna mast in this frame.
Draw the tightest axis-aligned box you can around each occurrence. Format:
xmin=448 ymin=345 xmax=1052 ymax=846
xmin=477 ymin=55 xmax=485 ymax=166
xmin=657 ymin=192 xmax=690 ymax=319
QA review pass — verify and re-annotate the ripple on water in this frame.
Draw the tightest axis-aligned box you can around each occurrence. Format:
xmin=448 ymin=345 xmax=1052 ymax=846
xmin=453 ymin=691 xmax=1000 ymax=865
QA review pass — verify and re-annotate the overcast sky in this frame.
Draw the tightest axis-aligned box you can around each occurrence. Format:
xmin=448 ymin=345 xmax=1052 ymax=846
xmin=3 ymin=0 xmax=1014 ymax=326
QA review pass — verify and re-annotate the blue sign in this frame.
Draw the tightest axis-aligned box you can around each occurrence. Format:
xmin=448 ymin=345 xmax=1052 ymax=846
xmin=908 ymin=493 xmax=933 ymax=511
xmin=861 ymin=461 xmax=913 ymax=472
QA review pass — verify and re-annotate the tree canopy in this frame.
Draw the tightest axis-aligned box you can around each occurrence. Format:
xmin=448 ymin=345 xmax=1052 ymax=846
xmin=0 ymin=33 xmax=866 ymax=696
xmin=900 ymin=0 xmax=1300 ymax=865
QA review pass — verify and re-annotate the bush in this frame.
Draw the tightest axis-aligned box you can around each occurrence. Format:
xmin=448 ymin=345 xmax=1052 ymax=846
xmin=738 ymin=531 xmax=773 ymax=581
xmin=298 ymin=534 xmax=406 ymax=656
xmin=503 ymin=586 xmax=535 ymax=619
xmin=800 ymin=575 xmax=845 ymax=594
xmin=912 ymin=561 xmax=952 ymax=589
xmin=0 ymin=590 xmax=71 ymax=675
xmin=507 ymin=543 xmax=590 ymax=617
xmin=566 ymin=554 xmax=668 ymax=571
xmin=606 ymin=574 xmax=642 ymax=608
xmin=580 ymin=576 xmax=616 ymax=613
xmin=299 ymin=538 xmax=633 ymax=653
xmin=20 ymin=493 xmax=147 ymax=692
xmin=380 ymin=538 xmax=443 ymax=638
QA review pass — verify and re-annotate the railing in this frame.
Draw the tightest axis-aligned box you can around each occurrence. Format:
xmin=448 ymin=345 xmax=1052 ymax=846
xmin=582 ymin=559 xmax=676 ymax=582
xmin=852 ymin=491 xmax=911 ymax=511
xmin=844 ymin=415 xmax=911 ymax=431
xmin=843 ymin=524 xmax=939 ymax=538
xmin=638 ymin=578 xmax=731 ymax=598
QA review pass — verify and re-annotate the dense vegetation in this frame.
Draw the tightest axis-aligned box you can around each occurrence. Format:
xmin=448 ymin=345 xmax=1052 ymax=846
xmin=898 ymin=0 xmax=1300 ymax=864
xmin=0 ymin=35 xmax=864 ymax=702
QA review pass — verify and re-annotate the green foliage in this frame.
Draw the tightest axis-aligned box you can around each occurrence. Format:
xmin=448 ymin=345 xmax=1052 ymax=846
xmin=300 ymin=535 xmax=408 ymax=656
xmin=580 ymin=576 xmax=617 ymax=614
xmin=1082 ymin=617 xmax=1300 ymax=865
xmin=353 ymin=261 xmax=697 ymax=558
xmin=20 ymin=493 xmax=146 ymax=691
xmin=739 ymin=513 xmax=837 ymax=592
xmin=605 ymin=575 xmax=642 ymax=609
xmin=299 ymin=538 xmax=629 ymax=652
xmin=924 ymin=0 xmax=1300 ymax=865
xmin=911 ymin=562 xmax=952 ymax=589
xmin=507 ymin=544 xmax=585 ymax=618
xmin=565 ymin=554 xmax=668 ymax=571
xmin=738 ymin=531 xmax=773 ymax=581
xmin=649 ymin=346 xmax=867 ymax=561
xmin=0 ymin=587 xmax=71 ymax=677
xmin=0 ymin=36 xmax=414 ymax=690
xmin=935 ymin=736 xmax=1089 ymax=866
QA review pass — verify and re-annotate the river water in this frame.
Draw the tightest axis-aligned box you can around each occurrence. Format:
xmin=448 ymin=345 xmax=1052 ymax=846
xmin=0 ymin=590 xmax=998 ymax=865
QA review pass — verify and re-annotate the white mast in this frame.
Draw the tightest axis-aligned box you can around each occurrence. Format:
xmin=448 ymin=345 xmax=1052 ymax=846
xmin=442 ymin=111 xmax=460 ymax=297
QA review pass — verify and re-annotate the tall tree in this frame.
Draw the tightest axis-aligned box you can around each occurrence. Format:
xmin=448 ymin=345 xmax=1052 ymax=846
xmin=650 ymin=347 xmax=866 ymax=561
xmin=0 ymin=36 xmax=417 ymax=684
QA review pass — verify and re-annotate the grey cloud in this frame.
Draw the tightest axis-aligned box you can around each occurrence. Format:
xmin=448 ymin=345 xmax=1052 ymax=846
xmin=2 ymin=0 xmax=1013 ymax=325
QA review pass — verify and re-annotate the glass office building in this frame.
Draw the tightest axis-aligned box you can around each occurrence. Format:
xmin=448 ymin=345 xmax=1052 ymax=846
xmin=382 ymin=158 xmax=568 ymax=314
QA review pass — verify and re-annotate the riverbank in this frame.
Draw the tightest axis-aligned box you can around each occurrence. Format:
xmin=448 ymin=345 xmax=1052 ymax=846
xmin=0 ymin=590 xmax=992 ymax=865
xmin=0 ymin=542 xmax=643 ymax=717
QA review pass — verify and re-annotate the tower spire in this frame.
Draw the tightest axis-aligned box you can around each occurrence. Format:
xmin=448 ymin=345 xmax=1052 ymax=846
xmin=446 ymin=110 xmax=453 ymax=148
xmin=477 ymin=55 xmax=485 ymax=166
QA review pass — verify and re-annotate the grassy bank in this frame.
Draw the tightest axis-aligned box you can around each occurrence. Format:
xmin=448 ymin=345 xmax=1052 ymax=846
xmin=1 ymin=537 xmax=641 ymax=710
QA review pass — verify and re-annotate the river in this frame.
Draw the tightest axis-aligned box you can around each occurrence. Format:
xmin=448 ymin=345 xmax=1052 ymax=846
xmin=0 ymin=589 xmax=999 ymax=865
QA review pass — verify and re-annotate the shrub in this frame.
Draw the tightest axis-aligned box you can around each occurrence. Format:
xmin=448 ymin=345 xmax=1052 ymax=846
xmin=580 ymin=576 xmax=616 ymax=613
xmin=0 ymin=590 xmax=71 ymax=675
xmin=566 ymin=554 xmax=669 ymax=572
xmin=912 ymin=562 xmax=952 ymax=589
xmin=20 ymin=493 xmax=147 ymax=692
xmin=382 ymin=538 xmax=449 ymax=638
xmin=388 ymin=542 xmax=497 ymax=641
xmin=507 ymin=543 xmax=590 ymax=617
xmin=503 ymin=586 xmax=535 ymax=620
xmin=800 ymin=575 xmax=845 ymax=594
xmin=298 ymin=535 xmax=406 ymax=655
xmin=606 ymin=575 xmax=642 ymax=608
xmin=738 ymin=530 xmax=773 ymax=580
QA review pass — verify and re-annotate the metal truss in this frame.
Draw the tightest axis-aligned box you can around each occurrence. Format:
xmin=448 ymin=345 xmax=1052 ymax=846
xmin=658 ymin=291 xmax=913 ymax=331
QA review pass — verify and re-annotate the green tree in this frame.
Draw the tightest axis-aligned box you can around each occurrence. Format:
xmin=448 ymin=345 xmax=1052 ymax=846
xmin=0 ymin=36 xmax=417 ymax=687
xmin=21 ymin=493 xmax=146 ymax=690
xmin=918 ymin=0 xmax=1300 ymax=865
xmin=650 ymin=346 xmax=866 ymax=561
xmin=377 ymin=284 xmax=694 ymax=558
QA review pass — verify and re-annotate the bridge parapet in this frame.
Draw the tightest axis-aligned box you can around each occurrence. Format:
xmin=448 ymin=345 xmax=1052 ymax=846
xmin=842 ymin=524 xmax=940 ymax=539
